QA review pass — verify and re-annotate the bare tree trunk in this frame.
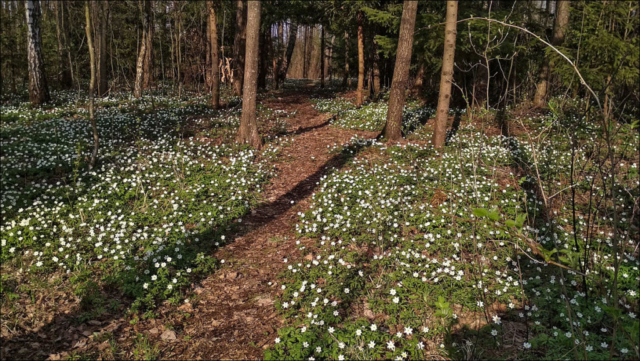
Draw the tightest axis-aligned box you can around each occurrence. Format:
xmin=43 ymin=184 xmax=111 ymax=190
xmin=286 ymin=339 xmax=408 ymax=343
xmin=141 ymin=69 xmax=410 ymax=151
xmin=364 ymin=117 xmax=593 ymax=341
xmin=412 ymin=63 xmax=425 ymax=95
xmin=432 ymin=0 xmax=458 ymax=149
xmin=208 ymin=0 xmax=220 ymax=108
xmin=143 ymin=0 xmax=154 ymax=90
xmin=279 ymin=22 xmax=297 ymax=85
xmin=356 ymin=11 xmax=365 ymax=106
xmin=97 ymin=1 xmax=109 ymax=96
xmin=273 ymin=22 xmax=283 ymax=89
xmin=320 ymin=26 xmax=325 ymax=88
xmin=134 ymin=0 xmax=150 ymax=98
xmin=382 ymin=0 xmax=418 ymax=141
xmin=25 ymin=0 xmax=50 ymax=105
xmin=233 ymin=0 xmax=247 ymax=96
xmin=372 ymin=32 xmax=381 ymax=99
xmin=85 ymin=2 xmax=99 ymax=169
xmin=258 ymin=27 xmax=269 ymax=89
xmin=533 ymin=0 xmax=570 ymax=107
xmin=343 ymin=30 xmax=350 ymax=88
xmin=236 ymin=1 xmax=262 ymax=149
xmin=328 ymin=35 xmax=335 ymax=83
xmin=54 ymin=1 xmax=72 ymax=88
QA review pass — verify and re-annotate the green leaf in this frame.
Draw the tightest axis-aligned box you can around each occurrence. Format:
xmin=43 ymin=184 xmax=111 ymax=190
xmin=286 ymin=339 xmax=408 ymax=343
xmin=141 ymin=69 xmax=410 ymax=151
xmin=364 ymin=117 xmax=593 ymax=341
xmin=473 ymin=208 xmax=489 ymax=218
xmin=505 ymin=220 xmax=516 ymax=227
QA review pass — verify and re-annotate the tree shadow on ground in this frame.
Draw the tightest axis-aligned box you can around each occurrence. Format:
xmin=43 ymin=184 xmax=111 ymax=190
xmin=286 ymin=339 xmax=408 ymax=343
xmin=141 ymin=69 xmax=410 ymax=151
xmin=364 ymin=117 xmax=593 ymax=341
xmin=1 ymin=87 xmax=372 ymax=361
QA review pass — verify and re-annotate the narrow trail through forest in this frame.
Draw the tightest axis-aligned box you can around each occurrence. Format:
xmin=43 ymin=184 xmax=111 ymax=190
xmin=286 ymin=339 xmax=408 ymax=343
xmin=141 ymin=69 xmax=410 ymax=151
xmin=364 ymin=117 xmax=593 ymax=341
xmin=155 ymin=84 xmax=377 ymax=359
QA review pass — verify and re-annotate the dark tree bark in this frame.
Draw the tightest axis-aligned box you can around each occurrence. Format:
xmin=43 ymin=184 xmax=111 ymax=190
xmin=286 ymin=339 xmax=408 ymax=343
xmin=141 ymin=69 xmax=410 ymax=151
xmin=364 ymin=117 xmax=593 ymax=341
xmin=54 ymin=1 xmax=72 ymax=88
xmin=134 ymin=0 xmax=151 ymax=98
xmin=142 ymin=0 xmax=154 ymax=90
xmin=97 ymin=1 xmax=109 ymax=96
xmin=208 ymin=0 xmax=220 ymax=108
xmin=85 ymin=2 xmax=99 ymax=169
xmin=258 ymin=27 xmax=270 ymax=89
xmin=534 ymin=0 xmax=570 ymax=107
xmin=432 ymin=0 xmax=458 ymax=149
xmin=233 ymin=0 xmax=247 ymax=96
xmin=25 ymin=0 xmax=50 ymax=105
xmin=342 ymin=30 xmax=350 ymax=88
xmin=356 ymin=11 xmax=365 ymax=106
xmin=273 ymin=22 xmax=283 ymax=89
xmin=236 ymin=0 xmax=262 ymax=149
xmin=372 ymin=32 xmax=381 ymax=98
xmin=382 ymin=0 xmax=418 ymax=141
xmin=279 ymin=22 xmax=297 ymax=84
xmin=320 ymin=26 xmax=325 ymax=88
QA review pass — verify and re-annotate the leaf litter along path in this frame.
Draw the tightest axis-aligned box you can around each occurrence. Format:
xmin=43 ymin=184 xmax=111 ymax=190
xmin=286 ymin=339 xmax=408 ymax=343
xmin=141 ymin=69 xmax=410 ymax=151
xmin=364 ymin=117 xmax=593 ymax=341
xmin=133 ymin=85 xmax=377 ymax=360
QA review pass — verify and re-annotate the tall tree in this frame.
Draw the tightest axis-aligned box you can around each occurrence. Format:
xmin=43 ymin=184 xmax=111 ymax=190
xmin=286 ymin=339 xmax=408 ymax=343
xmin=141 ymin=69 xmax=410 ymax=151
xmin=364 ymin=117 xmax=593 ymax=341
xmin=142 ymin=0 xmax=154 ymax=90
xmin=342 ymin=30 xmax=350 ymax=87
xmin=97 ymin=1 xmax=109 ymax=96
xmin=382 ymin=0 xmax=418 ymax=141
xmin=133 ymin=0 xmax=151 ymax=98
xmin=233 ymin=0 xmax=247 ymax=96
xmin=85 ymin=1 xmax=99 ymax=169
xmin=320 ymin=26 xmax=325 ymax=88
xmin=25 ymin=0 xmax=50 ymax=105
xmin=533 ymin=0 xmax=570 ymax=107
xmin=273 ymin=22 xmax=283 ymax=89
xmin=432 ymin=0 xmax=459 ymax=149
xmin=54 ymin=1 xmax=72 ymax=88
xmin=208 ymin=0 xmax=220 ymax=109
xmin=279 ymin=22 xmax=298 ymax=85
xmin=236 ymin=0 xmax=262 ymax=149
xmin=356 ymin=10 xmax=365 ymax=106
xmin=371 ymin=29 xmax=381 ymax=99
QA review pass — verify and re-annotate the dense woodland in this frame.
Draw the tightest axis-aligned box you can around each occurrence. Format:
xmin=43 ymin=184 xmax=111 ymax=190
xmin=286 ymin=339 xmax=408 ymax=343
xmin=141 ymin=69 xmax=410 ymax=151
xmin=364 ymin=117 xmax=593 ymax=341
xmin=1 ymin=1 xmax=639 ymax=360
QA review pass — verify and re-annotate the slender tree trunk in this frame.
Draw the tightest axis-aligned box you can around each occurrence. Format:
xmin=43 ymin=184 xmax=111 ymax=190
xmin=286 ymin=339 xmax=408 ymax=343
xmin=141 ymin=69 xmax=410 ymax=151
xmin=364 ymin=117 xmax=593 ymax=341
xmin=320 ymin=26 xmax=325 ymax=88
xmin=258 ymin=27 xmax=269 ymax=89
xmin=134 ymin=0 xmax=150 ymax=98
xmin=143 ymin=0 xmax=154 ymax=90
xmin=432 ymin=0 xmax=458 ymax=149
xmin=97 ymin=1 xmax=109 ymax=96
xmin=533 ymin=0 xmax=570 ymax=107
xmin=85 ymin=2 xmax=99 ymax=169
xmin=328 ymin=35 xmax=335 ymax=83
xmin=54 ymin=1 xmax=72 ymax=88
xmin=372 ymin=33 xmax=381 ymax=99
xmin=356 ymin=11 xmax=365 ymax=106
xmin=279 ymin=22 xmax=297 ymax=84
xmin=302 ymin=26 xmax=308 ymax=78
xmin=382 ymin=0 xmax=418 ymax=141
xmin=273 ymin=22 xmax=283 ymax=89
xmin=25 ymin=0 xmax=50 ymax=105
xmin=343 ymin=30 xmax=350 ymax=87
xmin=233 ymin=0 xmax=247 ymax=96
xmin=236 ymin=1 xmax=262 ymax=148
xmin=208 ymin=0 xmax=220 ymax=108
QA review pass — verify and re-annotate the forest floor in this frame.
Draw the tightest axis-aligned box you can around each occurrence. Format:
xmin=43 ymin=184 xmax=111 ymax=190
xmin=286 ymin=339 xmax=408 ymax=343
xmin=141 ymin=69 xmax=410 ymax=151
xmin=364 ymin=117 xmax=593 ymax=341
xmin=4 ymin=81 xmax=378 ymax=360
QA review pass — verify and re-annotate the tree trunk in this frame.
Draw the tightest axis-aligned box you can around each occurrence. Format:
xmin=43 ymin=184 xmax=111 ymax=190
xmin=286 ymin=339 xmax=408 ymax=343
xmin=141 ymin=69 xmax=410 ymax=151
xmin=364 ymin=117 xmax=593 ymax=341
xmin=85 ymin=2 xmax=99 ymax=169
xmin=208 ymin=0 xmax=220 ymax=109
xmin=533 ymin=0 xmax=570 ymax=107
xmin=372 ymin=33 xmax=381 ymax=99
xmin=273 ymin=22 xmax=283 ymax=89
xmin=134 ymin=0 xmax=150 ymax=98
xmin=233 ymin=0 xmax=247 ymax=96
xmin=97 ymin=1 xmax=109 ymax=96
xmin=25 ymin=0 xmax=50 ymax=105
xmin=328 ymin=35 xmax=335 ymax=82
xmin=432 ymin=0 xmax=458 ymax=149
xmin=54 ymin=1 xmax=72 ymax=88
xmin=236 ymin=1 xmax=262 ymax=149
xmin=356 ymin=11 xmax=365 ymax=106
xmin=343 ymin=30 xmax=350 ymax=88
xmin=320 ymin=26 xmax=325 ymax=88
xmin=412 ymin=63 xmax=425 ymax=95
xmin=279 ymin=22 xmax=297 ymax=84
xmin=258 ymin=27 xmax=269 ymax=89
xmin=143 ymin=0 xmax=154 ymax=90
xmin=382 ymin=0 xmax=418 ymax=141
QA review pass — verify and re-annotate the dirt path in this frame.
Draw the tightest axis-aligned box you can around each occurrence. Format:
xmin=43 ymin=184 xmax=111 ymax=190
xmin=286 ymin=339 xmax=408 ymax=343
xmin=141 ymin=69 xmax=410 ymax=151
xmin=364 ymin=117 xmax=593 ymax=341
xmin=141 ymin=86 xmax=376 ymax=359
